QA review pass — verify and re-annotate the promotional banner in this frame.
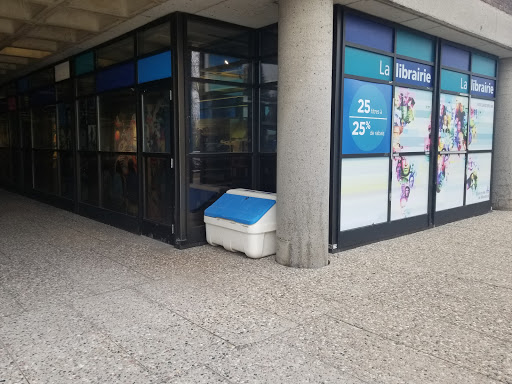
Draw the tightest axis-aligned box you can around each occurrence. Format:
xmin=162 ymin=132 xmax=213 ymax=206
xmin=466 ymin=152 xmax=492 ymax=205
xmin=439 ymin=93 xmax=468 ymax=152
xmin=342 ymin=78 xmax=392 ymax=155
xmin=436 ymin=153 xmax=465 ymax=211
xmin=395 ymin=59 xmax=434 ymax=88
xmin=391 ymin=155 xmax=429 ymax=220
xmin=468 ymin=99 xmax=494 ymax=150
xmin=471 ymin=76 xmax=495 ymax=98
xmin=393 ymin=87 xmax=432 ymax=153
xmin=440 ymin=69 xmax=469 ymax=94
xmin=345 ymin=47 xmax=393 ymax=81
xmin=340 ymin=157 xmax=389 ymax=231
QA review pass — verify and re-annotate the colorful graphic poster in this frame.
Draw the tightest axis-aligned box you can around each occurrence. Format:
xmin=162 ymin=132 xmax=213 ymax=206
xmin=391 ymin=155 xmax=429 ymax=220
xmin=466 ymin=152 xmax=492 ymax=205
xmin=393 ymin=87 xmax=432 ymax=153
xmin=438 ymin=94 xmax=468 ymax=152
xmin=436 ymin=153 xmax=465 ymax=211
xmin=468 ymin=99 xmax=494 ymax=150
xmin=342 ymin=78 xmax=392 ymax=155
xmin=340 ymin=157 xmax=389 ymax=230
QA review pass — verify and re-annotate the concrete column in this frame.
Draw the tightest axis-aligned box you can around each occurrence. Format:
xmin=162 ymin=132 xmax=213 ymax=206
xmin=492 ymin=58 xmax=512 ymax=210
xmin=276 ymin=0 xmax=333 ymax=268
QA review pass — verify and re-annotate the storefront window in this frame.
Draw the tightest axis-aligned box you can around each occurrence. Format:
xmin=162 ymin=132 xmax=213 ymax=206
xmin=100 ymin=153 xmax=138 ymax=216
xmin=60 ymin=151 xmax=74 ymax=199
xmin=33 ymin=150 xmax=58 ymax=194
xmin=190 ymin=82 xmax=251 ymax=153
xmin=79 ymin=153 xmax=99 ymax=205
xmin=78 ymin=97 xmax=98 ymax=151
xmin=190 ymin=51 xmax=250 ymax=83
xmin=96 ymin=37 xmax=134 ymax=68
xmin=260 ymin=88 xmax=277 ymax=153
xmin=143 ymin=89 xmax=171 ymax=153
xmin=32 ymin=106 xmax=57 ymax=149
xmin=138 ymin=22 xmax=171 ymax=56
xmin=98 ymin=89 xmax=137 ymax=152
xmin=0 ymin=114 xmax=8 ymax=147
xmin=145 ymin=157 xmax=173 ymax=224
xmin=57 ymin=103 xmax=73 ymax=150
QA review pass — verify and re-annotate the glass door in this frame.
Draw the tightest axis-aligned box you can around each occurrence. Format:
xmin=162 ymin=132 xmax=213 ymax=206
xmin=141 ymin=84 xmax=174 ymax=241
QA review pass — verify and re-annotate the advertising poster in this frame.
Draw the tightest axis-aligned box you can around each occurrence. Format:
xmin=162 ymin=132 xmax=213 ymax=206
xmin=342 ymin=78 xmax=392 ymax=155
xmin=393 ymin=87 xmax=432 ymax=153
xmin=466 ymin=152 xmax=492 ymax=205
xmin=340 ymin=157 xmax=389 ymax=230
xmin=439 ymin=93 xmax=468 ymax=152
xmin=436 ymin=153 xmax=465 ymax=211
xmin=468 ymin=99 xmax=494 ymax=150
xmin=391 ymin=155 xmax=430 ymax=220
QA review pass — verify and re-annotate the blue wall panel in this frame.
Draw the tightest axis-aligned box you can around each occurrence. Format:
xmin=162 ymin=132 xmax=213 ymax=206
xmin=345 ymin=13 xmax=393 ymax=52
xmin=441 ymin=45 xmax=470 ymax=71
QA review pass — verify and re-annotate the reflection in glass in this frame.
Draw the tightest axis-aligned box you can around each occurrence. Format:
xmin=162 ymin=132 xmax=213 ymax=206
xmin=260 ymin=57 xmax=278 ymax=83
xmin=260 ymin=88 xmax=277 ymax=153
xmin=260 ymin=25 xmax=278 ymax=57
xmin=97 ymin=37 xmax=134 ymax=68
xmin=187 ymin=20 xmax=250 ymax=58
xmin=340 ymin=157 xmax=389 ymax=231
xmin=260 ymin=155 xmax=276 ymax=193
xmin=99 ymin=89 xmax=136 ymax=152
xmin=439 ymin=93 xmax=468 ymax=152
xmin=33 ymin=150 xmax=58 ymax=194
xmin=190 ymin=51 xmax=250 ymax=83
xmin=101 ymin=154 xmax=138 ymax=216
xmin=57 ymin=103 xmax=73 ymax=150
xmin=78 ymin=97 xmax=97 ymax=151
xmin=79 ymin=153 xmax=99 ymax=205
xmin=188 ymin=155 xmax=251 ymax=227
xmin=60 ymin=151 xmax=74 ymax=199
xmin=138 ymin=22 xmax=171 ymax=55
xmin=145 ymin=157 xmax=173 ymax=224
xmin=190 ymin=82 xmax=251 ymax=153
xmin=393 ymin=87 xmax=432 ymax=153
xmin=32 ymin=106 xmax=56 ymax=149
xmin=143 ymin=89 xmax=171 ymax=153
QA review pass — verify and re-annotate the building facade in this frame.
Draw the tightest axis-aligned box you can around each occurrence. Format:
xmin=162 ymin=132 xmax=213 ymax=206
xmin=0 ymin=0 xmax=511 ymax=268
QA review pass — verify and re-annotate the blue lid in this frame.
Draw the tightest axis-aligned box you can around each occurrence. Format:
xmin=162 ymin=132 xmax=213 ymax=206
xmin=204 ymin=194 xmax=275 ymax=225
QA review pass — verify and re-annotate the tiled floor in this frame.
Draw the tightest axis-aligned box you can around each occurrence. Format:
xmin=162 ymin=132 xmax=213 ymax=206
xmin=0 ymin=189 xmax=511 ymax=383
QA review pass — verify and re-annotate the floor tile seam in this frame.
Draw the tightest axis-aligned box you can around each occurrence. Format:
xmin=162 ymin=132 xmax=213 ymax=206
xmin=129 ymin=284 xmax=240 ymax=349
xmin=0 ymin=336 xmax=32 ymax=384
xmin=322 ymin=314 xmax=508 ymax=384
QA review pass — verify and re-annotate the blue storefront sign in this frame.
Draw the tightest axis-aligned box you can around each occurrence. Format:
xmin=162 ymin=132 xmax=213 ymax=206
xmin=441 ymin=69 xmax=469 ymax=94
xmin=395 ymin=59 xmax=433 ymax=88
xmin=471 ymin=76 xmax=495 ymax=97
xmin=345 ymin=47 xmax=393 ymax=81
xmin=342 ymin=78 xmax=392 ymax=154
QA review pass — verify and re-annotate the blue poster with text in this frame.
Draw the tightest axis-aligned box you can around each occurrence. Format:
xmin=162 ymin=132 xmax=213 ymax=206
xmin=342 ymin=78 xmax=392 ymax=154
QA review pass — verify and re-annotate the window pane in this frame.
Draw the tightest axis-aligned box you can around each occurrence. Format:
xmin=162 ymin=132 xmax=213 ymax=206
xmin=439 ymin=94 xmax=468 ymax=152
xmin=77 ymin=75 xmax=95 ymax=97
xmin=190 ymin=51 xmax=251 ymax=83
xmin=260 ymin=155 xmax=276 ymax=193
xmin=0 ymin=149 xmax=10 ymax=183
xmin=78 ymin=97 xmax=98 ymax=151
xmin=468 ymin=99 xmax=494 ymax=150
xmin=0 ymin=114 xmax=8 ymax=147
xmin=57 ymin=103 xmax=73 ymax=150
xmin=260 ymin=88 xmax=277 ymax=153
xmin=101 ymin=154 xmax=138 ymax=216
xmin=435 ymin=153 xmax=465 ymax=211
xmin=32 ymin=106 xmax=57 ymax=149
xmin=79 ymin=153 xmax=99 ymax=205
xmin=145 ymin=157 xmax=173 ymax=224
xmin=99 ymin=89 xmax=137 ymax=152
xmin=189 ymin=155 xmax=251 ymax=227
xmin=260 ymin=24 xmax=278 ymax=57
xmin=390 ymin=155 xmax=430 ymax=220
xmin=33 ymin=150 xmax=58 ymax=194
xmin=260 ymin=57 xmax=277 ymax=83
xmin=20 ymin=111 xmax=31 ymax=148
xmin=466 ymin=152 xmax=492 ymax=205
xmin=138 ymin=22 xmax=171 ymax=55
xmin=190 ymin=82 xmax=251 ymax=153
xmin=60 ymin=151 xmax=74 ymax=199
xmin=340 ymin=157 xmax=389 ymax=231
xmin=97 ymin=37 xmax=134 ymax=68
xmin=187 ymin=20 xmax=251 ymax=58
xmin=143 ymin=89 xmax=171 ymax=153
xmin=30 ymin=68 xmax=54 ymax=89
xmin=56 ymin=80 xmax=73 ymax=102
xmin=8 ymin=112 xmax=19 ymax=148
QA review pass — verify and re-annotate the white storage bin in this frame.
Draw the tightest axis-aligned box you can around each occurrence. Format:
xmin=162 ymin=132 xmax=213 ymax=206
xmin=204 ymin=189 xmax=276 ymax=259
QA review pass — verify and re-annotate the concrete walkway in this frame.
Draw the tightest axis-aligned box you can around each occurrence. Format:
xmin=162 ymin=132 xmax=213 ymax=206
xmin=0 ymin=189 xmax=511 ymax=384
